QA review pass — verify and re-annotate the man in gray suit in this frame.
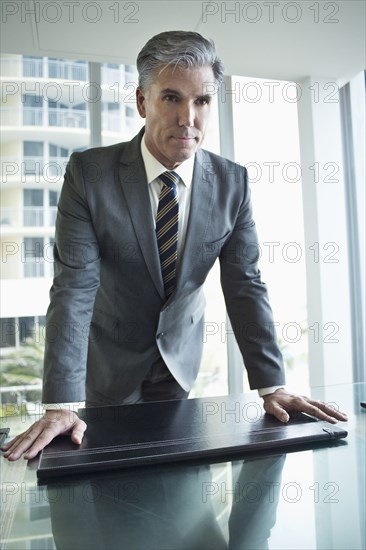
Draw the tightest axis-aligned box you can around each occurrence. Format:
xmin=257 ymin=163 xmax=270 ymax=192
xmin=3 ymin=31 xmax=347 ymax=461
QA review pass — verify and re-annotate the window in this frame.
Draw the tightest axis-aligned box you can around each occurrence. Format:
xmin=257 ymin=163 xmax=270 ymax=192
xmin=0 ymin=316 xmax=46 ymax=349
xmin=340 ymin=71 xmax=366 ymax=382
xmin=124 ymin=64 xmax=137 ymax=86
xmin=23 ymin=190 xmax=44 ymax=226
xmin=23 ymin=94 xmax=43 ymax=107
xmin=48 ymin=57 xmax=60 ymax=78
xmin=72 ymin=60 xmax=87 ymax=81
xmin=23 ymin=237 xmax=44 ymax=278
xmin=23 ymin=94 xmax=43 ymax=125
xmin=48 ymin=101 xmax=68 ymax=127
xmin=73 ymin=103 xmax=86 ymax=111
xmin=49 ymin=144 xmax=57 ymax=157
xmin=23 ymin=141 xmax=44 ymax=176
xmin=190 ymin=96 xmax=227 ymax=397
xmin=126 ymin=105 xmax=135 ymax=118
xmin=0 ymin=318 xmax=16 ymax=348
xmin=105 ymin=102 xmax=119 ymax=111
xmin=23 ymin=141 xmax=43 ymax=156
xmin=1 ymin=55 xmax=226 ymax=408
xmin=48 ymin=192 xmax=58 ymax=226
xmin=19 ymin=317 xmax=37 ymax=343
xmin=22 ymin=56 xmax=43 ymax=77
xmin=48 ymin=101 xmax=88 ymax=128
xmin=49 ymin=144 xmax=69 ymax=158
xmin=48 ymin=58 xmax=87 ymax=81
xmin=232 ymin=76 xmax=308 ymax=389
xmin=101 ymin=62 xmax=142 ymax=145
xmin=1 ymin=53 xmax=94 ymax=411
xmin=49 ymin=191 xmax=58 ymax=207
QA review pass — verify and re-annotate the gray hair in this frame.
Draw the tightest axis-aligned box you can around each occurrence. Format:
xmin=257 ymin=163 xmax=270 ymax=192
xmin=136 ymin=31 xmax=224 ymax=91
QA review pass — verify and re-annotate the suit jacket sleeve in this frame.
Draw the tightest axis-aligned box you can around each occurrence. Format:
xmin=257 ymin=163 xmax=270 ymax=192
xmin=219 ymin=166 xmax=285 ymax=389
xmin=42 ymin=153 xmax=101 ymax=403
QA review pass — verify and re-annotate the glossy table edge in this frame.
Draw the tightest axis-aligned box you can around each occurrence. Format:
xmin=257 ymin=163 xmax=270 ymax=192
xmin=0 ymin=382 xmax=365 ymax=550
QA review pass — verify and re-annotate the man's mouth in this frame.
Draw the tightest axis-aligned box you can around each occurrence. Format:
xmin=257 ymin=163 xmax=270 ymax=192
xmin=173 ymin=136 xmax=197 ymax=141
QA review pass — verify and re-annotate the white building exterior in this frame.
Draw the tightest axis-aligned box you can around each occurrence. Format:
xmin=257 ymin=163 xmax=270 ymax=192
xmin=0 ymin=55 xmax=141 ymax=348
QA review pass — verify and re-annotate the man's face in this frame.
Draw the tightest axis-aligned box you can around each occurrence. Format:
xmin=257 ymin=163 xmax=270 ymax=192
xmin=136 ymin=65 xmax=216 ymax=169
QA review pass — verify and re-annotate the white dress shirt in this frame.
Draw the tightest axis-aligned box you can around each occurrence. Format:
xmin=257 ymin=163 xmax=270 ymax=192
xmin=44 ymin=138 xmax=282 ymax=411
xmin=141 ymin=134 xmax=194 ymax=258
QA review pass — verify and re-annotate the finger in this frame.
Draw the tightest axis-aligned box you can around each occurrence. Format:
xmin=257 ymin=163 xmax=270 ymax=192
xmin=23 ymin=426 xmax=62 ymax=460
xmin=1 ymin=433 xmax=22 ymax=451
xmin=290 ymin=399 xmax=338 ymax=424
xmin=5 ymin=419 xmax=60 ymax=461
xmin=264 ymin=401 xmax=290 ymax=423
xmin=305 ymin=399 xmax=348 ymax=422
xmin=3 ymin=424 xmax=44 ymax=459
xmin=296 ymin=400 xmax=340 ymax=424
xmin=70 ymin=420 xmax=87 ymax=445
xmin=2 ymin=427 xmax=40 ymax=452
xmin=24 ymin=419 xmax=85 ymax=458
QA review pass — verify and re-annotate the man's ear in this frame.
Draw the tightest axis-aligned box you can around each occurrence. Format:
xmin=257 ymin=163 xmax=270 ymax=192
xmin=136 ymin=87 xmax=146 ymax=118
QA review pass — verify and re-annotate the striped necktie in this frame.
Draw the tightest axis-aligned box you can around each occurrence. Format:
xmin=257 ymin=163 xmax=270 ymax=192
xmin=156 ymin=171 xmax=179 ymax=298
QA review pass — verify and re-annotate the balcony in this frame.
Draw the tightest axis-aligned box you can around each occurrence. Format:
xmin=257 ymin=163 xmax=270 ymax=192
xmin=0 ymin=107 xmax=88 ymax=128
xmin=0 ymin=57 xmax=88 ymax=81
xmin=23 ymin=156 xmax=69 ymax=177
xmin=1 ymin=57 xmax=139 ymax=86
xmin=1 ymin=57 xmax=88 ymax=85
xmin=24 ymin=207 xmax=57 ymax=227
xmin=47 ymin=60 xmax=88 ymax=81
xmin=1 ymin=157 xmax=68 ymax=188
xmin=28 ymin=108 xmax=87 ymax=128
xmin=1 ymin=107 xmax=138 ymax=134
xmin=24 ymin=259 xmax=46 ymax=278
xmin=0 ymin=207 xmax=57 ymax=228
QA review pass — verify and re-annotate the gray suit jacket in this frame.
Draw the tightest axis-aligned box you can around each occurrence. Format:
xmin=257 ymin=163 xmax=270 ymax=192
xmin=43 ymin=128 xmax=285 ymax=405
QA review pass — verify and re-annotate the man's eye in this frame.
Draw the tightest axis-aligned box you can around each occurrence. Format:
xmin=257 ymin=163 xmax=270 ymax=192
xmin=196 ymin=97 xmax=210 ymax=106
xmin=164 ymin=95 xmax=178 ymax=102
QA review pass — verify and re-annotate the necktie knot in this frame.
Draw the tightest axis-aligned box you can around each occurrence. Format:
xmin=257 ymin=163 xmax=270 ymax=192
xmin=159 ymin=171 xmax=180 ymax=189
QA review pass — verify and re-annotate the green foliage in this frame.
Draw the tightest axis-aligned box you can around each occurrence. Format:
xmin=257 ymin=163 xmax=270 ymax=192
xmin=0 ymin=402 xmax=28 ymax=418
xmin=0 ymin=338 xmax=44 ymax=387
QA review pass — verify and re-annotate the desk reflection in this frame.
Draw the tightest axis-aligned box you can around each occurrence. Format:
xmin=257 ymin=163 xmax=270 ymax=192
xmin=46 ymin=455 xmax=285 ymax=550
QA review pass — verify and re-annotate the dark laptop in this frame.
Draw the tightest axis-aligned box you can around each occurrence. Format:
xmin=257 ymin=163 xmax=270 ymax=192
xmin=37 ymin=394 xmax=347 ymax=479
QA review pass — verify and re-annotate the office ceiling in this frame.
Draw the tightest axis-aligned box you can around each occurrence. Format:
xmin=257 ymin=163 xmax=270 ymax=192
xmin=1 ymin=0 xmax=365 ymax=83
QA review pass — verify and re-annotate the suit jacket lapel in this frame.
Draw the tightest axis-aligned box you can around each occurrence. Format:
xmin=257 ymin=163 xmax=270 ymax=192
xmin=118 ymin=130 xmax=165 ymax=300
xmin=118 ymin=134 xmax=214 ymax=301
xmin=176 ymin=149 xmax=214 ymax=292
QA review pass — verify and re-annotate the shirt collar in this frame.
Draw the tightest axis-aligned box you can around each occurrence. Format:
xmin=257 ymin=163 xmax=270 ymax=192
xmin=141 ymin=134 xmax=195 ymax=188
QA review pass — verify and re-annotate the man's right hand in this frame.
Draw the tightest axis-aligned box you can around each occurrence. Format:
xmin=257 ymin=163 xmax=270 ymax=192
xmin=1 ymin=409 xmax=87 ymax=461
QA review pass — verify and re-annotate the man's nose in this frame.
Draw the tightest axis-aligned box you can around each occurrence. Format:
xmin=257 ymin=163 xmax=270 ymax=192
xmin=178 ymin=103 xmax=195 ymax=127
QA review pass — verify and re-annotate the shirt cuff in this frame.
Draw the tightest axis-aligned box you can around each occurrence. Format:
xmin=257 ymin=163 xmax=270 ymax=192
xmin=43 ymin=402 xmax=85 ymax=412
xmin=258 ymin=386 xmax=285 ymax=397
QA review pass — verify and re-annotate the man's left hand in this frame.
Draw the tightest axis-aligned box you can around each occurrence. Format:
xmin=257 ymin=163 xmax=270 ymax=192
xmin=262 ymin=388 xmax=348 ymax=424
